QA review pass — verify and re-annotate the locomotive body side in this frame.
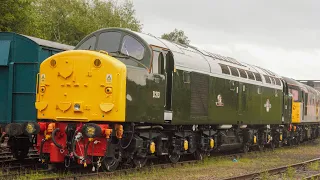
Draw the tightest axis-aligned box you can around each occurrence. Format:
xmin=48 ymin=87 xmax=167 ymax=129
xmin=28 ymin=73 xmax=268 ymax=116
xmin=170 ymin=68 xmax=284 ymax=125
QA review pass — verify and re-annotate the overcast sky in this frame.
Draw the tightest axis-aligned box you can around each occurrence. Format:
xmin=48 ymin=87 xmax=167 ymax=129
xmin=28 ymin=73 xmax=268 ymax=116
xmin=131 ymin=0 xmax=320 ymax=80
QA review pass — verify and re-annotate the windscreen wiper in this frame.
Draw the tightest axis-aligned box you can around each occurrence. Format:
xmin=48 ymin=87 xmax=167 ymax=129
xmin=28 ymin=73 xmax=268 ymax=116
xmin=108 ymin=51 xmax=130 ymax=59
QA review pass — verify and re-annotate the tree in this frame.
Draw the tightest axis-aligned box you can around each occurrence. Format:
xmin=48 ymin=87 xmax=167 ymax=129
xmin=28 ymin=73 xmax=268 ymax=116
xmin=161 ymin=29 xmax=190 ymax=45
xmin=30 ymin=0 xmax=142 ymax=45
xmin=0 ymin=0 xmax=142 ymax=46
xmin=0 ymin=0 xmax=34 ymax=32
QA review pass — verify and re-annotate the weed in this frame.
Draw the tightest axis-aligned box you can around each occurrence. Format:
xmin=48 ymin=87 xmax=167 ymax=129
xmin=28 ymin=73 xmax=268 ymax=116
xmin=285 ymin=166 xmax=296 ymax=179
xmin=260 ymin=170 xmax=270 ymax=180
xmin=308 ymin=161 xmax=319 ymax=171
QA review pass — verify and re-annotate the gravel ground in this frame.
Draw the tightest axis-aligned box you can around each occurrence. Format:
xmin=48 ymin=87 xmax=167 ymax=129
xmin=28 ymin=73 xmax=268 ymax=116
xmin=108 ymin=140 xmax=320 ymax=180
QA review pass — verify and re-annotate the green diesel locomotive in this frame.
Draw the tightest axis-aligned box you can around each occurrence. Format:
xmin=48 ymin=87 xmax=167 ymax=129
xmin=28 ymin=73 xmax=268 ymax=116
xmin=30 ymin=28 xmax=319 ymax=171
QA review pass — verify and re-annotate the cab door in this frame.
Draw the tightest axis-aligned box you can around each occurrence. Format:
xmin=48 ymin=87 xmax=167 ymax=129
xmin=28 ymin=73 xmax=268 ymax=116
xmin=238 ymin=82 xmax=247 ymax=116
xmin=281 ymin=80 xmax=292 ymax=124
xmin=149 ymin=48 xmax=166 ymax=123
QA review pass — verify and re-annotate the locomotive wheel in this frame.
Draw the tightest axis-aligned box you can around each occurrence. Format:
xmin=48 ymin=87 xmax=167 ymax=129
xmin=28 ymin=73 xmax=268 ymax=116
xmin=193 ymin=150 xmax=204 ymax=161
xmin=242 ymin=144 xmax=249 ymax=154
xmin=13 ymin=147 xmax=29 ymax=160
xmin=9 ymin=137 xmax=30 ymax=160
xmin=132 ymin=155 xmax=148 ymax=168
xmin=257 ymin=144 xmax=264 ymax=152
xmin=102 ymin=157 xmax=120 ymax=172
xmin=295 ymin=137 xmax=300 ymax=145
xmin=276 ymin=141 xmax=282 ymax=148
xmin=168 ymin=152 xmax=180 ymax=163
xmin=270 ymin=142 xmax=275 ymax=150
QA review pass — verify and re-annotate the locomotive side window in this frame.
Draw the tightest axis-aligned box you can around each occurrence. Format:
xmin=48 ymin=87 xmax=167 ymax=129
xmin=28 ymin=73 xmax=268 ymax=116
xmin=290 ymin=89 xmax=299 ymax=102
xmin=254 ymin=72 xmax=262 ymax=82
xmin=271 ymin=77 xmax=276 ymax=85
xmin=152 ymin=51 xmax=159 ymax=74
xmin=219 ymin=63 xmax=230 ymax=75
xmin=229 ymin=66 xmax=239 ymax=77
xmin=230 ymin=80 xmax=235 ymax=91
xmin=96 ymin=32 xmax=122 ymax=52
xmin=121 ymin=35 xmax=145 ymax=60
xmin=238 ymin=69 xmax=247 ymax=78
xmin=77 ymin=36 xmax=96 ymax=50
xmin=183 ymin=71 xmax=190 ymax=83
xmin=274 ymin=78 xmax=281 ymax=86
xmin=246 ymin=71 xmax=255 ymax=80
xmin=264 ymin=75 xmax=271 ymax=84
xmin=152 ymin=51 xmax=164 ymax=74
xmin=257 ymin=86 xmax=262 ymax=94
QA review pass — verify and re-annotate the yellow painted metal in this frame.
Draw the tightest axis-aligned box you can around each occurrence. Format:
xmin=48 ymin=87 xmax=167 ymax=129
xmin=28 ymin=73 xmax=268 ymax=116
xmin=210 ymin=138 xmax=214 ymax=149
xmin=292 ymin=102 xmax=301 ymax=123
xmin=35 ymin=50 xmax=127 ymax=122
xmin=253 ymin=135 xmax=257 ymax=144
xmin=184 ymin=140 xmax=188 ymax=151
xmin=100 ymin=103 xmax=114 ymax=112
xmin=35 ymin=101 xmax=48 ymax=111
xmin=25 ymin=123 xmax=36 ymax=134
xmin=150 ymin=142 xmax=155 ymax=154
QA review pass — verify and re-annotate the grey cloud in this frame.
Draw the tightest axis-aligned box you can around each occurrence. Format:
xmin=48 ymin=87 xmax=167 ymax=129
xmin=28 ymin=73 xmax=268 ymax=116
xmin=132 ymin=0 xmax=320 ymax=79
xmin=133 ymin=0 xmax=320 ymax=49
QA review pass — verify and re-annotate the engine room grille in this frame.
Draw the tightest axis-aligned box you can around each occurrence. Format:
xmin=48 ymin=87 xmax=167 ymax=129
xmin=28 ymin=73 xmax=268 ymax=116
xmin=190 ymin=72 xmax=209 ymax=117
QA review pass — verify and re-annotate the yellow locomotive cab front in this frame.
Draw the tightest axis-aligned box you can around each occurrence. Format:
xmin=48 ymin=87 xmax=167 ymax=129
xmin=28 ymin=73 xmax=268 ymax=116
xmin=35 ymin=50 xmax=127 ymax=122
xmin=291 ymin=101 xmax=301 ymax=123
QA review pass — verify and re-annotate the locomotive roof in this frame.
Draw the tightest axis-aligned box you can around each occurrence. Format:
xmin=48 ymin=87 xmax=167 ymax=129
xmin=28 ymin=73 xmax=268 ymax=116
xmin=132 ymin=29 xmax=284 ymax=88
xmin=75 ymin=28 xmax=284 ymax=89
xmin=282 ymin=76 xmax=309 ymax=92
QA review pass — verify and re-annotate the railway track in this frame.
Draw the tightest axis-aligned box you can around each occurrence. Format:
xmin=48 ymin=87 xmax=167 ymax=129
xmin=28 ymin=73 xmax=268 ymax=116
xmin=2 ymin=139 xmax=318 ymax=180
xmin=0 ymin=137 xmax=39 ymax=164
xmin=305 ymin=173 xmax=320 ymax=180
xmin=0 ymin=148 xmax=39 ymax=166
xmin=32 ymin=143 xmax=315 ymax=180
xmin=0 ymin=150 xmax=248 ymax=180
xmin=222 ymin=157 xmax=320 ymax=180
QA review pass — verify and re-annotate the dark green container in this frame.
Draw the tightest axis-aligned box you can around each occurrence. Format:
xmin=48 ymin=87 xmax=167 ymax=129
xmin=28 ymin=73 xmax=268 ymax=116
xmin=0 ymin=32 xmax=74 ymax=127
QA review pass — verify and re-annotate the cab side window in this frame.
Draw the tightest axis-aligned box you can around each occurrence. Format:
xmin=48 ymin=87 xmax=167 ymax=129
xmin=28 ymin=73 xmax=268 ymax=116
xmin=152 ymin=51 xmax=164 ymax=74
xmin=96 ymin=32 xmax=122 ymax=52
xmin=76 ymin=36 xmax=96 ymax=50
xmin=121 ymin=35 xmax=145 ymax=60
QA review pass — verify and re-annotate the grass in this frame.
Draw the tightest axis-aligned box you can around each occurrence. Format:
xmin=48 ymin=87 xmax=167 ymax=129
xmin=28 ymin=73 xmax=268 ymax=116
xmin=285 ymin=167 xmax=296 ymax=179
xmin=308 ymin=161 xmax=319 ymax=171
xmin=260 ymin=170 xmax=271 ymax=180
xmin=109 ymin=140 xmax=320 ymax=180
xmin=13 ymin=140 xmax=320 ymax=180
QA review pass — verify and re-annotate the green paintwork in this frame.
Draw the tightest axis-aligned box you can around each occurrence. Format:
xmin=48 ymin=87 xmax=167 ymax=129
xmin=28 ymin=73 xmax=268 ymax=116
xmin=171 ymin=70 xmax=283 ymax=125
xmin=125 ymin=66 xmax=165 ymax=124
xmin=0 ymin=32 xmax=70 ymax=124
xmin=73 ymin=28 xmax=285 ymax=127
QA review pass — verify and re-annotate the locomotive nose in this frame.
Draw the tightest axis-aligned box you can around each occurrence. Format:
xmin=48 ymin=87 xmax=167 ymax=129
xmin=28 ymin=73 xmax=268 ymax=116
xmin=35 ymin=50 xmax=127 ymax=122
